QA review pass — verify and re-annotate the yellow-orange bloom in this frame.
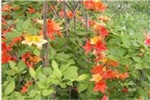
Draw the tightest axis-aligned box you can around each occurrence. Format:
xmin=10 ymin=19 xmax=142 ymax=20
xmin=90 ymin=73 xmax=102 ymax=82
xmin=98 ymin=15 xmax=111 ymax=22
xmin=90 ymin=36 xmax=99 ymax=44
xmin=22 ymin=35 xmax=47 ymax=49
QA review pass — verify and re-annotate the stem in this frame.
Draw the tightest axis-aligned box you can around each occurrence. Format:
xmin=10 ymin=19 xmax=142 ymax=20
xmin=63 ymin=1 xmax=69 ymax=37
xmin=69 ymin=87 xmax=72 ymax=100
xmin=61 ymin=0 xmax=70 ymax=52
xmin=64 ymin=1 xmax=74 ymax=13
xmin=50 ymin=2 xmax=61 ymax=19
xmin=85 ymin=12 xmax=89 ymax=33
xmin=43 ymin=0 xmax=49 ymax=67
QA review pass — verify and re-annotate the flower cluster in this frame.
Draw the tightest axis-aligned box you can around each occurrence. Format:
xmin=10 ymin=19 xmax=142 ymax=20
xmin=21 ymin=81 xmax=33 ymax=93
xmin=22 ymin=34 xmax=47 ymax=49
xmin=82 ymin=1 xmax=129 ymax=100
xmin=2 ymin=42 xmax=12 ymax=64
xmin=22 ymin=52 xmax=41 ymax=68
xmin=47 ymin=19 xmax=63 ymax=40
xmin=83 ymin=0 xmax=107 ymax=12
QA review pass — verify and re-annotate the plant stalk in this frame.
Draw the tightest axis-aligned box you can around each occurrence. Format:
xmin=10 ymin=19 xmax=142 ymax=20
xmin=43 ymin=0 xmax=49 ymax=67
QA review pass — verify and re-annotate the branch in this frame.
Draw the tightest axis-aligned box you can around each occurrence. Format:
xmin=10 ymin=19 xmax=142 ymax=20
xmin=63 ymin=1 xmax=69 ymax=37
xmin=64 ymin=1 xmax=74 ymax=13
xmin=85 ymin=12 xmax=89 ymax=33
xmin=43 ymin=0 xmax=49 ymax=67
xmin=50 ymin=2 xmax=61 ymax=19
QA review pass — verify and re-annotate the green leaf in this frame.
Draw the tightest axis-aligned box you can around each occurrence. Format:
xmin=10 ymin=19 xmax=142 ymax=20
xmin=33 ymin=49 xmax=40 ymax=56
xmin=23 ymin=19 xmax=31 ymax=30
xmin=78 ymin=83 xmax=88 ymax=93
xmin=138 ymin=87 xmax=148 ymax=97
xmin=29 ymin=90 xmax=37 ymax=98
xmin=37 ymin=73 xmax=47 ymax=83
xmin=36 ymin=82 xmax=47 ymax=89
xmin=55 ymin=53 xmax=71 ymax=62
xmin=59 ymin=83 xmax=66 ymax=88
xmin=42 ymin=90 xmax=54 ymax=96
xmin=9 ymin=61 xmax=19 ymax=72
xmin=9 ymin=61 xmax=16 ymax=69
xmin=29 ymin=68 xmax=36 ymax=79
xmin=60 ymin=60 xmax=75 ymax=72
xmin=4 ymin=70 xmax=17 ymax=76
xmin=66 ymin=81 xmax=73 ymax=86
xmin=52 ymin=60 xmax=62 ymax=80
xmin=121 ymin=33 xmax=131 ymax=48
xmin=76 ymin=74 xmax=89 ymax=82
xmin=18 ymin=61 xmax=26 ymax=72
xmin=49 ymin=46 xmax=56 ymax=60
xmin=63 ymin=66 xmax=78 ymax=80
xmin=132 ymin=56 xmax=142 ymax=63
xmin=5 ymin=80 xmax=15 ymax=95
xmin=42 ymin=67 xmax=53 ymax=76
xmin=5 ymin=29 xmax=22 ymax=40
xmin=48 ymin=76 xmax=60 ymax=85
xmin=27 ymin=28 xmax=39 ymax=35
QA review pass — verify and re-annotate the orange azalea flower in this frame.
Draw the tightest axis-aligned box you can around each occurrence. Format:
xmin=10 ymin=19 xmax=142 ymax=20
xmin=88 ymin=20 xmax=96 ymax=26
xmin=94 ymin=53 xmax=107 ymax=62
xmin=28 ymin=8 xmax=35 ymax=13
xmin=119 ymin=72 xmax=130 ymax=80
xmin=94 ymin=80 xmax=108 ymax=93
xmin=25 ymin=81 xmax=33 ymax=87
xmin=106 ymin=59 xmax=119 ymax=67
xmin=2 ymin=19 xmax=7 ymax=26
xmin=58 ymin=10 xmax=65 ymax=18
xmin=10 ymin=37 xmax=22 ymax=47
xmin=2 ymin=28 xmax=12 ymax=36
xmin=94 ymin=1 xmax=107 ymax=12
xmin=83 ymin=0 xmax=107 ymax=12
xmin=90 ymin=65 xmax=104 ymax=74
xmin=59 ymin=10 xmax=77 ymax=19
xmin=2 ymin=42 xmax=12 ymax=53
xmin=2 ymin=52 xmax=12 ymax=64
xmin=98 ymin=16 xmax=111 ymax=22
xmin=94 ymin=40 xmax=107 ymax=54
xmin=144 ymin=32 xmax=150 ymax=46
xmin=21 ymin=86 xmax=28 ymax=93
xmin=90 ymin=73 xmax=102 ymax=82
xmin=83 ymin=1 xmax=95 ymax=10
xmin=2 ymin=4 xmax=11 ymax=12
xmin=67 ymin=11 xmax=74 ymax=19
xmin=103 ymin=70 xmax=115 ymax=79
xmin=47 ymin=19 xmax=63 ymax=40
xmin=90 ymin=36 xmax=99 ymax=45
xmin=113 ymin=70 xmax=120 ymax=78
xmin=101 ymin=94 xmax=109 ymax=100
xmin=22 ymin=52 xmax=41 ymax=68
xmin=122 ymin=87 xmax=128 ymax=93
xmin=99 ymin=26 xmax=109 ymax=38
xmin=82 ymin=40 xmax=93 ymax=55
xmin=21 ymin=81 xmax=33 ymax=93
xmin=29 ymin=55 xmax=41 ymax=63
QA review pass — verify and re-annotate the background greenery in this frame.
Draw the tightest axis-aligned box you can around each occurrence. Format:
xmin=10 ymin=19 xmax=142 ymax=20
xmin=2 ymin=0 xmax=150 ymax=100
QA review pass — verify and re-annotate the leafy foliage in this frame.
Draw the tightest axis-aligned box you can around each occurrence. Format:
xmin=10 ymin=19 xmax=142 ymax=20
xmin=2 ymin=0 xmax=150 ymax=100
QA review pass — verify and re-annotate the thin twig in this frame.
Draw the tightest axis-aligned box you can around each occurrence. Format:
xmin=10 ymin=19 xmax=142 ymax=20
xmin=50 ymin=2 xmax=61 ymax=19
xmin=85 ymin=12 xmax=89 ymax=33
xmin=69 ymin=87 xmax=72 ymax=100
xmin=63 ymin=1 xmax=69 ymax=37
xmin=64 ymin=1 xmax=74 ymax=13
xmin=43 ymin=0 xmax=49 ymax=67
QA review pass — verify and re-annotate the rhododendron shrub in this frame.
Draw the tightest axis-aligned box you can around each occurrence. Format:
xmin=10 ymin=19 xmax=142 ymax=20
xmin=2 ymin=0 xmax=150 ymax=100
